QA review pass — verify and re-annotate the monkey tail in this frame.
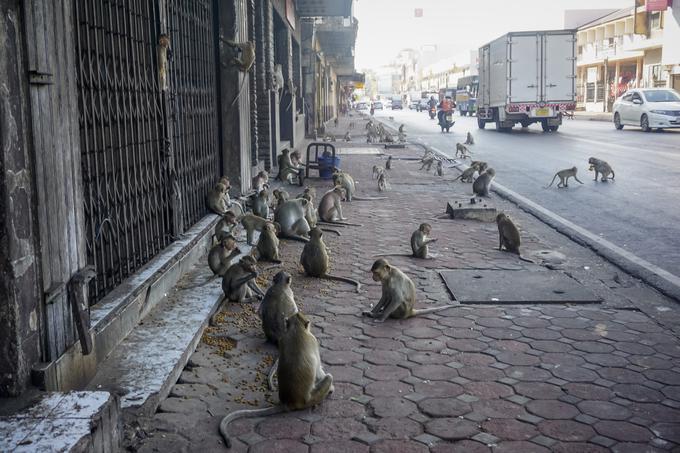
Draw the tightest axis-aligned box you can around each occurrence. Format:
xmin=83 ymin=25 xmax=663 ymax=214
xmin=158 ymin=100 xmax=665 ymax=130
xmin=320 ymin=228 xmax=342 ymax=236
xmin=229 ymin=74 xmax=249 ymax=108
xmin=219 ymin=406 xmax=284 ymax=448
xmin=518 ymin=255 xmax=535 ymax=264
xmin=352 ymin=196 xmax=388 ymax=201
xmin=267 ymin=358 xmax=279 ymax=391
xmin=411 ymin=305 xmax=455 ymax=316
xmin=280 ymin=234 xmax=310 ymax=243
xmin=374 ymin=253 xmax=415 ymax=258
xmin=317 ymin=220 xmax=364 ymax=227
xmin=321 ymin=274 xmax=362 ymax=293
xmin=544 ymin=174 xmax=558 ymax=189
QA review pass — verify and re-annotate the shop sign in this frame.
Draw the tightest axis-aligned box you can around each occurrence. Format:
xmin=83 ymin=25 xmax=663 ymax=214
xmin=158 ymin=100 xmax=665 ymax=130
xmin=646 ymin=0 xmax=672 ymax=11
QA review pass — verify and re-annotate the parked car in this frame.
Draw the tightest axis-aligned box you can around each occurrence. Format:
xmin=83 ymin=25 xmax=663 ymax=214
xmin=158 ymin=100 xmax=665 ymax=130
xmin=356 ymin=102 xmax=368 ymax=111
xmin=613 ymin=88 xmax=680 ymax=132
xmin=409 ymin=100 xmax=420 ymax=110
xmin=392 ymin=99 xmax=403 ymax=110
xmin=373 ymin=101 xmax=384 ymax=110
xmin=418 ymin=98 xmax=430 ymax=112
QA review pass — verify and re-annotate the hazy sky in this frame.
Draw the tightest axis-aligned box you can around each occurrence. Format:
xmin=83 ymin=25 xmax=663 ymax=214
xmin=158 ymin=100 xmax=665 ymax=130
xmin=354 ymin=0 xmax=633 ymax=70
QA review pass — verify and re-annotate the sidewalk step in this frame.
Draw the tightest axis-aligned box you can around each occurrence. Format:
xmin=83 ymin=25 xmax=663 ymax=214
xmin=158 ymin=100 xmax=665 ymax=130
xmin=0 ymin=391 xmax=119 ymax=452
xmin=85 ymin=230 xmax=256 ymax=417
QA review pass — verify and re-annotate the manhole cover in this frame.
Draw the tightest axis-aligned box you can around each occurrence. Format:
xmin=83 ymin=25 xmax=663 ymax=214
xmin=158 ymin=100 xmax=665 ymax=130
xmin=337 ymin=147 xmax=382 ymax=155
xmin=440 ymin=269 xmax=602 ymax=304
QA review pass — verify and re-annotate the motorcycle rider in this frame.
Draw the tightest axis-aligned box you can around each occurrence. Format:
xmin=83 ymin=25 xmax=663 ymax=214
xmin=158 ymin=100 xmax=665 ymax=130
xmin=427 ymin=96 xmax=437 ymax=119
xmin=437 ymin=95 xmax=455 ymax=126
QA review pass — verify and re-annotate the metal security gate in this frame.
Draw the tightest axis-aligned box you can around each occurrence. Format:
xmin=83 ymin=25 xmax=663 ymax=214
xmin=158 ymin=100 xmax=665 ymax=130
xmin=74 ymin=0 xmax=220 ymax=303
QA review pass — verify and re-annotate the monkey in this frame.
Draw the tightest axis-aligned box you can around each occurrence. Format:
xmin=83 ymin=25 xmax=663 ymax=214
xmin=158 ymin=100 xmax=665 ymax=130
xmin=420 ymin=156 xmax=435 ymax=171
xmin=375 ymin=223 xmax=437 ymax=260
xmin=218 ymin=177 xmax=246 ymax=216
xmin=323 ymin=134 xmax=336 ymax=142
xmin=209 ymin=234 xmax=241 ymax=276
xmin=372 ymin=165 xmax=385 ymax=179
xmin=250 ymin=189 xmax=270 ymax=219
xmin=348 ymin=121 xmax=355 ymax=129
xmin=207 ymin=182 xmax=229 ymax=215
xmin=455 ymin=143 xmax=472 ymax=159
xmin=435 ymin=160 xmax=443 ymax=177
xmin=273 ymin=64 xmax=284 ymax=102
xmin=385 ymin=155 xmax=392 ymax=170
xmin=272 ymin=188 xmax=290 ymax=211
xmin=252 ymin=170 xmax=269 ymax=192
xmin=383 ymin=132 xmax=395 ymax=143
xmin=296 ymin=189 xmax=341 ymax=237
xmin=545 ymin=167 xmax=583 ymax=189
xmin=469 ymin=161 xmax=488 ymax=174
xmin=289 ymin=150 xmax=304 ymax=169
xmin=317 ymin=187 xmax=362 ymax=227
xmin=398 ymin=131 xmax=407 ymax=143
xmin=362 ymin=259 xmax=452 ymax=322
xmin=377 ymin=172 xmax=388 ymax=192
xmin=332 ymin=170 xmax=386 ymax=201
xmin=343 ymin=131 xmax=351 ymax=142
xmin=221 ymin=40 xmax=256 ymax=107
xmin=454 ymin=166 xmax=477 ymax=183
xmin=259 ymin=271 xmax=298 ymax=345
xmin=252 ymin=222 xmax=281 ymax=263
xmin=157 ymin=34 xmax=171 ymax=91
xmin=300 ymin=228 xmax=361 ymax=292
xmin=240 ymin=212 xmax=269 ymax=245
xmin=334 ymin=117 xmax=339 ymax=127
xmin=398 ymin=124 xmax=405 ymax=133
xmin=219 ymin=312 xmax=333 ymax=448
xmin=277 ymin=149 xmax=303 ymax=185
xmin=220 ymin=256 xmax=264 ymax=306
xmin=473 ymin=168 xmax=496 ymax=197
xmin=274 ymin=198 xmax=311 ymax=242
xmin=214 ymin=211 xmax=239 ymax=242
xmin=296 ymin=186 xmax=316 ymax=203
xmin=464 ymin=131 xmax=475 ymax=145
xmin=588 ymin=157 xmax=615 ymax=182
xmin=496 ymin=213 xmax=534 ymax=263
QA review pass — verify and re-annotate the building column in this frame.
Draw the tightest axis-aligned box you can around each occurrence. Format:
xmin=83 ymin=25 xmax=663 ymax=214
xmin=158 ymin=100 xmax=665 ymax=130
xmin=614 ymin=60 xmax=621 ymax=99
xmin=636 ymin=57 xmax=643 ymax=87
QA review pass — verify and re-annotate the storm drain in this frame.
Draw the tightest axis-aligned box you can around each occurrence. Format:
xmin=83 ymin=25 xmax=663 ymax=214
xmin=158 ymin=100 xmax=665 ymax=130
xmin=440 ymin=269 xmax=602 ymax=305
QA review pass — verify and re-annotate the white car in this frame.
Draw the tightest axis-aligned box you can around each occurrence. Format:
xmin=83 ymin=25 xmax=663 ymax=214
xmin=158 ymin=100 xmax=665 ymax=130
xmin=612 ymin=88 xmax=680 ymax=132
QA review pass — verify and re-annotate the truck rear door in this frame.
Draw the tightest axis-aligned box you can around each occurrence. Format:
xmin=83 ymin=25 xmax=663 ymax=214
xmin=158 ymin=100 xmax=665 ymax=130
xmin=508 ymin=34 xmax=540 ymax=103
xmin=543 ymin=32 xmax=576 ymax=103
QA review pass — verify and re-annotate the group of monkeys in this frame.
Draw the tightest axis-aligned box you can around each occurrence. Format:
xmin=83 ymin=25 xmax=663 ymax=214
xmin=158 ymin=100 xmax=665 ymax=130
xmin=546 ymin=157 xmax=616 ymax=188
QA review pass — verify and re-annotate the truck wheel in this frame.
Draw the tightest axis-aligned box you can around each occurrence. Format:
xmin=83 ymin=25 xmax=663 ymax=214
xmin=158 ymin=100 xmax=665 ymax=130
xmin=549 ymin=125 xmax=559 ymax=132
xmin=477 ymin=117 xmax=486 ymax=129
xmin=541 ymin=120 xmax=550 ymax=132
xmin=520 ymin=121 xmax=530 ymax=128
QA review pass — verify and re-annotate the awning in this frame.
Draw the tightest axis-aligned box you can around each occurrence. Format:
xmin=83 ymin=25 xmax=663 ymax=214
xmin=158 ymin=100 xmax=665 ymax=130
xmin=316 ymin=17 xmax=357 ymax=59
xmin=295 ymin=0 xmax=352 ymax=17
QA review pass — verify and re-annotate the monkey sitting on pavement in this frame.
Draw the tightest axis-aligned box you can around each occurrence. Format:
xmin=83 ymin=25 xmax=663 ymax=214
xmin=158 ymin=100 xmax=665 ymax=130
xmin=454 ymin=166 xmax=477 ymax=183
xmin=496 ymin=213 xmax=534 ymax=263
xmin=332 ymin=169 xmax=385 ymax=201
xmin=362 ymin=259 xmax=452 ymax=322
xmin=420 ymin=155 xmax=435 ymax=171
xmin=240 ymin=212 xmax=269 ymax=245
xmin=221 ymin=256 xmax=264 ymax=304
xmin=219 ymin=312 xmax=333 ymax=448
xmin=209 ymin=234 xmax=241 ymax=276
xmin=272 ymin=188 xmax=290 ymax=212
xmin=385 ymin=155 xmax=392 ymax=170
xmin=545 ymin=167 xmax=583 ymax=188
xmin=250 ymin=189 xmax=270 ymax=219
xmin=277 ymin=149 xmax=303 ymax=185
xmin=376 ymin=223 xmax=437 ymax=260
xmin=464 ymin=131 xmax=475 ymax=145
xmin=300 ymin=228 xmax=362 ymax=292
xmin=473 ymin=168 xmax=496 ymax=197
xmin=317 ymin=186 xmax=362 ymax=227
xmin=372 ymin=165 xmax=384 ymax=179
xmin=274 ymin=198 xmax=312 ymax=242
xmin=588 ymin=157 xmax=615 ymax=182
xmin=435 ymin=160 xmax=443 ymax=177
xmin=252 ymin=222 xmax=282 ymax=263
xmin=377 ymin=172 xmax=388 ymax=192
xmin=214 ymin=211 xmax=239 ymax=243
xmin=252 ymin=170 xmax=269 ymax=193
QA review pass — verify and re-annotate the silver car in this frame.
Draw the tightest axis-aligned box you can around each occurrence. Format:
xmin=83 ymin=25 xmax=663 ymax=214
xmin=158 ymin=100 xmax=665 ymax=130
xmin=612 ymin=88 xmax=680 ymax=132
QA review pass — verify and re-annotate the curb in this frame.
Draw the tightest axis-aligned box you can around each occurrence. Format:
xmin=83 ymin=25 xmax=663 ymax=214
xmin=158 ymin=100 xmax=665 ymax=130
xmin=398 ymin=132 xmax=680 ymax=304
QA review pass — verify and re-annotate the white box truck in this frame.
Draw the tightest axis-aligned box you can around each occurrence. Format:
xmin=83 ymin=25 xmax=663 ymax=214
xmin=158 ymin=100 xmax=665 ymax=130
xmin=477 ymin=30 xmax=576 ymax=132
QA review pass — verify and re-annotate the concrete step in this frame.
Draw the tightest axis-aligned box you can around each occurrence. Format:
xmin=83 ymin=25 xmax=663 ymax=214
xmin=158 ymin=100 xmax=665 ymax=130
xmin=85 ymin=229 xmax=256 ymax=417
xmin=0 ymin=391 xmax=119 ymax=452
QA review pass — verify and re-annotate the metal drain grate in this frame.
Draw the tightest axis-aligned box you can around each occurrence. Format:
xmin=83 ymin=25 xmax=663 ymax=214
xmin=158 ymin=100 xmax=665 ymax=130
xmin=440 ymin=269 xmax=602 ymax=304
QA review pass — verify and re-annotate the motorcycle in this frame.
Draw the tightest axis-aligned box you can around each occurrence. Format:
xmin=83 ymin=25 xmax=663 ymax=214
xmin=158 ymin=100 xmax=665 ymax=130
xmin=429 ymin=106 xmax=436 ymax=120
xmin=438 ymin=110 xmax=455 ymax=133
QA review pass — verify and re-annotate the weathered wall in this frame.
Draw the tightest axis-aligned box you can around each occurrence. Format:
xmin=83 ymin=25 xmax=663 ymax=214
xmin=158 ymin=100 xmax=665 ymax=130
xmin=255 ymin=0 xmax=274 ymax=169
xmin=0 ymin=0 xmax=43 ymax=397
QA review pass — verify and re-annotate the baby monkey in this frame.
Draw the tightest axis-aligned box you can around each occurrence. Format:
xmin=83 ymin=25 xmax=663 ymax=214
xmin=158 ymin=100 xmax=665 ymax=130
xmin=545 ymin=167 xmax=583 ymax=188
xmin=363 ymin=259 xmax=451 ymax=322
xmin=376 ymin=223 xmax=437 ymax=259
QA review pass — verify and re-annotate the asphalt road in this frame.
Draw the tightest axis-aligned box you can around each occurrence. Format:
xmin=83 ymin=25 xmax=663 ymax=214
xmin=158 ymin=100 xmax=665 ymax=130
xmin=375 ymin=108 xmax=680 ymax=279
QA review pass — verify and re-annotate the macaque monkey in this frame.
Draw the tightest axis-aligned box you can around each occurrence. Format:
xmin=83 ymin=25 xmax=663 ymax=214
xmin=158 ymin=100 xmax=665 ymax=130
xmin=376 ymin=223 xmax=436 ymax=260
xmin=470 ymin=161 xmax=488 ymax=174
xmin=332 ymin=170 xmax=386 ymax=201
xmin=385 ymin=155 xmax=392 ymax=170
xmin=219 ymin=312 xmax=333 ymax=448
xmin=343 ymin=131 xmax=351 ymax=142
xmin=208 ymin=183 xmax=229 ymax=215
xmin=157 ymin=34 xmax=171 ymax=91
xmin=240 ymin=212 xmax=269 ymax=245
xmin=349 ymin=121 xmax=355 ymax=129
xmin=588 ymin=157 xmax=615 ymax=182
xmin=317 ymin=187 xmax=361 ymax=226
xmin=221 ymin=256 xmax=264 ymax=304
xmin=454 ymin=167 xmax=477 ymax=183
xmin=277 ymin=149 xmax=303 ymax=185
xmin=209 ymin=234 xmax=241 ymax=276
xmin=435 ymin=160 xmax=443 ymax=177
xmin=290 ymin=150 xmax=304 ymax=168
xmin=252 ymin=222 xmax=281 ymax=263
xmin=372 ymin=165 xmax=385 ymax=179
xmin=545 ymin=167 xmax=583 ymax=188
xmin=251 ymin=189 xmax=270 ymax=219
xmin=272 ymin=188 xmax=289 ymax=211
xmin=334 ymin=117 xmax=339 ymax=127
xmin=222 ymin=39 xmax=256 ymax=107
xmin=214 ymin=211 xmax=239 ymax=242
xmin=252 ymin=171 xmax=269 ymax=192
xmin=260 ymin=271 xmax=298 ymax=345
xmin=362 ymin=259 xmax=451 ymax=322
xmin=377 ymin=173 xmax=388 ymax=192
xmin=455 ymin=143 xmax=472 ymax=159
xmin=300 ymin=228 xmax=362 ymax=292
xmin=473 ymin=168 xmax=496 ymax=197
xmin=398 ymin=124 xmax=405 ymax=133
xmin=464 ymin=131 xmax=474 ymax=145
xmin=420 ymin=156 xmax=434 ymax=171
xmin=273 ymin=199 xmax=312 ymax=242
xmin=496 ymin=213 xmax=534 ymax=263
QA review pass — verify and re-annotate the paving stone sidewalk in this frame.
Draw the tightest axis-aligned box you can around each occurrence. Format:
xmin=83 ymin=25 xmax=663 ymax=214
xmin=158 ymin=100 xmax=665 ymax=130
xmin=126 ymin=118 xmax=680 ymax=452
